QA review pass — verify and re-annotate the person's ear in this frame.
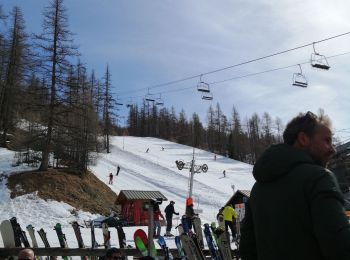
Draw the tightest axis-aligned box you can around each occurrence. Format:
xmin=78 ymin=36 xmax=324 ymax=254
xmin=296 ymin=132 xmax=310 ymax=147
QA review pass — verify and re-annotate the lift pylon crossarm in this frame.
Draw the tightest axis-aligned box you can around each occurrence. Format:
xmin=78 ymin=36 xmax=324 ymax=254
xmin=310 ymin=42 xmax=330 ymax=70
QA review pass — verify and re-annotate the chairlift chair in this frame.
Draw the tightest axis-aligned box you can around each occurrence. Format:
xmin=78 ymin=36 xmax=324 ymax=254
xmin=202 ymin=92 xmax=213 ymax=100
xmin=145 ymin=89 xmax=155 ymax=102
xmin=197 ymin=74 xmax=210 ymax=93
xmin=155 ymin=94 xmax=164 ymax=106
xmin=292 ymin=64 xmax=308 ymax=88
xmin=310 ymin=43 xmax=330 ymax=70
xmin=115 ymin=96 xmax=123 ymax=106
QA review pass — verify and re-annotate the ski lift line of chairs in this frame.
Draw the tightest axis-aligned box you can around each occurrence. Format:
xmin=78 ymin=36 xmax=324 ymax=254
xmin=292 ymin=64 xmax=308 ymax=88
xmin=197 ymin=74 xmax=213 ymax=100
xmin=311 ymin=42 xmax=330 ymax=70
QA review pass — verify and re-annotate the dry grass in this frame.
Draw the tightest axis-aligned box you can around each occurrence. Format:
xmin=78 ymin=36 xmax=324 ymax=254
xmin=7 ymin=169 xmax=119 ymax=216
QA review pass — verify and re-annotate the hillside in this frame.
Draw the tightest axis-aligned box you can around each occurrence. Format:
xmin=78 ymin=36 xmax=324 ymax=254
xmin=89 ymin=136 xmax=255 ymax=222
xmin=0 ymin=136 xmax=255 ymax=248
xmin=7 ymin=169 xmax=118 ymax=215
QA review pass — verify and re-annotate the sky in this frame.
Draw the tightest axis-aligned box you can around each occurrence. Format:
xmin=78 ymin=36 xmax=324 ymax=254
xmin=1 ymin=0 xmax=350 ymax=143
xmin=0 ymin=136 xmax=254 ymax=251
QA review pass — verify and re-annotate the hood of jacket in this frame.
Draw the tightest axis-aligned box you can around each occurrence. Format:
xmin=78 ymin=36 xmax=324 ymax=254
xmin=253 ymin=143 xmax=315 ymax=183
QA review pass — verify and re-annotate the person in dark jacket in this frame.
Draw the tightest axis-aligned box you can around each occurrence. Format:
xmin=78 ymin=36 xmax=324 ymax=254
xmin=185 ymin=198 xmax=198 ymax=230
xmin=240 ymin=111 xmax=350 ymax=260
xmin=164 ymin=201 xmax=179 ymax=236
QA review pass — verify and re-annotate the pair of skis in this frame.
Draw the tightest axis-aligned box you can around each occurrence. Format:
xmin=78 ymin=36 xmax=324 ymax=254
xmin=208 ymin=223 xmax=233 ymax=260
xmin=0 ymin=218 xmax=31 ymax=248
xmin=177 ymin=216 xmax=205 ymax=260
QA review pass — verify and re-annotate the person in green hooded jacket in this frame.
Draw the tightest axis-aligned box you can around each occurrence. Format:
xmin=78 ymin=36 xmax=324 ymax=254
xmin=240 ymin=111 xmax=350 ymax=260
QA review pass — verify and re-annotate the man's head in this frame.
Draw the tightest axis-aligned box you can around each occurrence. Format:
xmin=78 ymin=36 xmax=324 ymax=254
xmin=283 ymin=111 xmax=336 ymax=167
xmin=106 ymin=248 xmax=122 ymax=260
xmin=170 ymin=201 xmax=175 ymax=205
xmin=18 ymin=249 xmax=35 ymax=260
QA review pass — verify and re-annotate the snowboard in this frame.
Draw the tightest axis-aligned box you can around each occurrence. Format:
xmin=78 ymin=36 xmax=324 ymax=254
xmin=133 ymin=229 xmax=158 ymax=259
xmin=0 ymin=220 xmax=16 ymax=248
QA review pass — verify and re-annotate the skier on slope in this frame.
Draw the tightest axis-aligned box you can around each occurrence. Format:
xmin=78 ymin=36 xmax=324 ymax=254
xmin=116 ymin=165 xmax=121 ymax=176
xmin=164 ymin=200 xmax=179 ymax=236
xmin=108 ymin=172 xmax=113 ymax=184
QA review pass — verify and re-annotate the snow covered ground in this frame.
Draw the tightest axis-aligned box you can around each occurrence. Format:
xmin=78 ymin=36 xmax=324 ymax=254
xmin=0 ymin=136 xmax=255 ymax=253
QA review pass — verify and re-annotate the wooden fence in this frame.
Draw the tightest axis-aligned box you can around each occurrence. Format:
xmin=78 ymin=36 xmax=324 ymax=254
xmin=0 ymin=247 xmax=238 ymax=259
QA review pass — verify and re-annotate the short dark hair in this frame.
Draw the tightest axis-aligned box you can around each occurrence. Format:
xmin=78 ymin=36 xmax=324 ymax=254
xmin=106 ymin=248 xmax=118 ymax=257
xmin=283 ymin=111 xmax=331 ymax=145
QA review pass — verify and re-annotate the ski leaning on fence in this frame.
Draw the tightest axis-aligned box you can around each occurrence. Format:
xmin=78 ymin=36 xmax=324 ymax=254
xmin=54 ymin=223 xmax=72 ymax=260
xmin=157 ymin=235 xmax=173 ymax=260
xmin=192 ymin=217 xmax=204 ymax=249
xmin=37 ymin=228 xmax=51 ymax=248
xmin=10 ymin=217 xmax=30 ymax=247
xmin=37 ymin=228 xmax=56 ymax=260
xmin=211 ymin=223 xmax=232 ymax=260
xmin=26 ymin=224 xmax=39 ymax=247
xmin=72 ymin=221 xmax=88 ymax=260
xmin=116 ymin=225 xmax=127 ymax=260
xmin=203 ymin=223 xmax=222 ymax=260
xmin=174 ymin=235 xmax=186 ymax=260
xmin=0 ymin=220 xmax=16 ymax=248
xmin=90 ymin=221 xmax=99 ymax=260
xmin=177 ymin=220 xmax=205 ymax=260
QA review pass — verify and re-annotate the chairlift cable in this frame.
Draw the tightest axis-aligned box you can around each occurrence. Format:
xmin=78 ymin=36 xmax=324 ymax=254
xmin=117 ymin=31 xmax=350 ymax=96
xmin=121 ymin=50 xmax=350 ymax=100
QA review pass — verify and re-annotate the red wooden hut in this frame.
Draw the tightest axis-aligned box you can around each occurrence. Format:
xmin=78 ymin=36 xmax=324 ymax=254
xmin=115 ymin=190 xmax=167 ymax=226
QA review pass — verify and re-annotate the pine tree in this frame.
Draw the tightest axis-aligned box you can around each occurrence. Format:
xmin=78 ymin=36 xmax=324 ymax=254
xmin=35 ymin=0 xmax=79 ymax=171
xmin=0 ymin=6 xmax=29 ymax=147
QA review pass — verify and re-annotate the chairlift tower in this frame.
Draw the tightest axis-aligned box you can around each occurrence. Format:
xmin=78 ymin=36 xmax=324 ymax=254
xmin=188 ymin=146 xmax=196 ymax=198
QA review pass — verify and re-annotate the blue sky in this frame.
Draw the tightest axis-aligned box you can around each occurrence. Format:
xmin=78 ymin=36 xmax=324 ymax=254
xmin=2 ymin=0 xmax=350 ymax=143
